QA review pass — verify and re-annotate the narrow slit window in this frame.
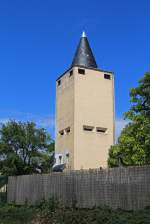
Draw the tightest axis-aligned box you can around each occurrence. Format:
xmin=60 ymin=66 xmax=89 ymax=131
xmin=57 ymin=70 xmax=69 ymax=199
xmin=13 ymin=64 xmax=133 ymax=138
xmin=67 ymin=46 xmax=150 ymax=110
xmin=78 ymin=69 xmax=85 ymax=75
xmin=59 ymin=130 xmax=64 ymax=136
xmin=66 ymin=153 xmax=69 ymax=158
xmin=96 ymin=127 xmax=107 ymax=133
xmin=104 ymin=74 xmax=111 ymax=80
xmin=59 ymin=155 xmax=62 ymax=164
xmin=83 ymin=125 xmax=94 ymax=131
xmin=57 ymin=79 xmax=61 ymax=86
xmin=69 ymin=70 xmax=73 ymax=77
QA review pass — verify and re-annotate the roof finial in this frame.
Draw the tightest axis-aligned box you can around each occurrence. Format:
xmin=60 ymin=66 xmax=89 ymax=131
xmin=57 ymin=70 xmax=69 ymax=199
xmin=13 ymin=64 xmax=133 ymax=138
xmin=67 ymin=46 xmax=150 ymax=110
xmin=71 ymin=31 xmax=98 ymax=69
xmin=82 ymin=31 xmax=86 ymax=38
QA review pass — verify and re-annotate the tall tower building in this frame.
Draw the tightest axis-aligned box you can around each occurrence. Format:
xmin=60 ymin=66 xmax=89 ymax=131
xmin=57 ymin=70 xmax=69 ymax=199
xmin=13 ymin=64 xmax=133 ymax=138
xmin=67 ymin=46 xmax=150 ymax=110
xmin=54 ymin=32 xmax=115 ymax=170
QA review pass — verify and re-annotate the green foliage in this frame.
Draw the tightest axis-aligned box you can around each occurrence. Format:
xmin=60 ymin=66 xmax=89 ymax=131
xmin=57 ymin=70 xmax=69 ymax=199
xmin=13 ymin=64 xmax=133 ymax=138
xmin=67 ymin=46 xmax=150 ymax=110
xmin=0 ymin=204 xmax=36 ymax=224
xmin=0 ymin=176 xmax=8 ymax=189
xmin=37 ymin=198 xmax=60 ymax=223
xmin=108 ymin=72 xmax=150 ymax=167
xmin=125 ymin=71 xmax=150 ymax=120
xmin=0 ymin=192 xmax=7 ymax=204
xmin=0 ymin=176 xmax=8 ymax=204
xmin=1 ymin=202 xmax=150 ymax=224
xmin=36 ymin=199 xmax=150 ymax=224
xmin=0 ymin=121 xmax=54 ymax=176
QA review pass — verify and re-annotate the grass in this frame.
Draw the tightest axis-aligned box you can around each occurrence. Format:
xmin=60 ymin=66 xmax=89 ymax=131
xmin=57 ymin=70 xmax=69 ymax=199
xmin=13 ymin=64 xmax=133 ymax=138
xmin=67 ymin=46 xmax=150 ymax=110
xmin=0 ymin=200 xmax=150 ymax=224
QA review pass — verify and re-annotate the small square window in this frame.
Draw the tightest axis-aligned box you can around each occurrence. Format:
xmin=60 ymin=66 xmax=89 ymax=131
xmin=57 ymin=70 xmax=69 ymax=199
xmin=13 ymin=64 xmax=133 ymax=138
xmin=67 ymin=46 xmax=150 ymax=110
xmin=57 ymin=80 xmax=61 ymax=86
xmin=104 ymin=74 xmax=111 ymax=80
xmin=78 ymin=69 xmax=85 ymax=75
xmin=59 ymin=130 xmax=64 ymax=135
xmin=69 ymin=70 xmax=73 ymax=77
xmin=65 ymin=127 xmax=70 ymax=134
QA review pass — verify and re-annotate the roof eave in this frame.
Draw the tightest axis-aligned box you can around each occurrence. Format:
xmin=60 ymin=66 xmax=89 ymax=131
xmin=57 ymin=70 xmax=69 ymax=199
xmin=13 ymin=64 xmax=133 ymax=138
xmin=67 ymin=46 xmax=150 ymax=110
xmin=56 ymin=65 xmax=114 ymax=81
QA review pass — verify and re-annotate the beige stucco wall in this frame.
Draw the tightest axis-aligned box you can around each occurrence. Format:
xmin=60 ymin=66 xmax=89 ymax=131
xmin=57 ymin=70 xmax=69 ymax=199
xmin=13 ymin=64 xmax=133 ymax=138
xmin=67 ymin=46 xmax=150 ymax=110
xmin=55 ymin=70 xmax=75 ymax=169
xmin=74 ymin=67 xmax=114 ymax=169
xmin=55 ymin=66 xmax=115 ymax=170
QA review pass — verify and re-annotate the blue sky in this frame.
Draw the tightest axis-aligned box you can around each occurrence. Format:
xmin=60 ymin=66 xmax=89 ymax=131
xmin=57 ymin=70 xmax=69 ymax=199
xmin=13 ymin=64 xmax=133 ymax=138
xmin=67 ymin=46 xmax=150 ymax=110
xmin=0 ymin=0 xmax=149 ymax=139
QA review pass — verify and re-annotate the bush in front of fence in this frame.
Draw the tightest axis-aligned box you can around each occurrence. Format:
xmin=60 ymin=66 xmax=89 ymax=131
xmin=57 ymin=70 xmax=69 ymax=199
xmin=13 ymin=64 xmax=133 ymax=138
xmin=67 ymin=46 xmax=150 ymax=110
xmin=1 ymin=199 xmax=150 ymax=224
xmin=35 ymin=198 xmax=150 ymax=224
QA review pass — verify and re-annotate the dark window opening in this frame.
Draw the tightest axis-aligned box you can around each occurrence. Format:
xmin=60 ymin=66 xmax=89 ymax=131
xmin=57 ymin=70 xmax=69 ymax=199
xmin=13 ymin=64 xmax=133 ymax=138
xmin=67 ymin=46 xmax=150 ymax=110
xmin=78 ymin=69 xmax=85 ymax=75
xmin=57 ymin=79 xmax=61 ymax=86
xmin=104 ymin=74 xmax=111 ymax=80
xmin=97 ymin=129 xmax=105 ymax=133
xmin=96 ymin=127 xmax=107 ymax=133
xmin=83 ymin=125 xmax=94 ymax=131
xmin=66 ymin=153 xmax=69 ymax=158
xmin=59 ymin=130 xmax=64 ymax=136
xmin=69 ymin=70 xmax=73 ymax=77
xmin=66 ymin=127 xmax=70 ymax=134
xmin=59 ymin=155 xmax=62 ymax=164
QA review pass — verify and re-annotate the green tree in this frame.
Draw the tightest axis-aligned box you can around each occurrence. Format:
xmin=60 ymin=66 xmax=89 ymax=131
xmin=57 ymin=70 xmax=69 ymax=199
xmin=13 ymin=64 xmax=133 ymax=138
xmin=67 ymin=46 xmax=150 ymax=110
xmin=108 ymin=71 xmax=150 ymax=167
xmin=0 ymin=121 xmax=54 ymax=176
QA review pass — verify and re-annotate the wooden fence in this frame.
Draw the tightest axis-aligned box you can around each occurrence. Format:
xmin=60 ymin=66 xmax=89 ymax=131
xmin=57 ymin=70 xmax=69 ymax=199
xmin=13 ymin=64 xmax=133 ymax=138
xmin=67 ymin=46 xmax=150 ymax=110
xmin=7 ymin=165 xmax=150 ymax=210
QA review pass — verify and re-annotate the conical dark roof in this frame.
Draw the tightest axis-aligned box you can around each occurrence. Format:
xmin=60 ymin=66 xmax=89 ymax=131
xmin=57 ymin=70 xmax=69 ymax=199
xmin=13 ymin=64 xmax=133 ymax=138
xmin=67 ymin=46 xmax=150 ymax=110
xmin=71 ymin=32 xmax=98 ymax=69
